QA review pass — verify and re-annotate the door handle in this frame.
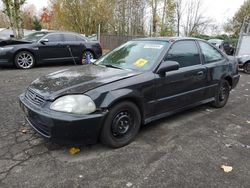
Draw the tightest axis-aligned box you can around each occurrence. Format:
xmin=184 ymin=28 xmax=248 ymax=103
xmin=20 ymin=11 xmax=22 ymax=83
xmin=197 ymin=71 xmax=205 ymax=80
xmin=197 ymin=71 xmax=204 ymax=76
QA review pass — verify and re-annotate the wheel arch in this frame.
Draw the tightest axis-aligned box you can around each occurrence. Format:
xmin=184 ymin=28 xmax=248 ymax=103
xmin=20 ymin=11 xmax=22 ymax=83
xmin=99 ymin=89 xmax=146 ymax=123
xmin=83 ymin=49 xmax=97 ymax=58
xmin=13 ymin=49 xmax=37 ymax=66
xmin=223 ymin=75 xmax=233 ymax=88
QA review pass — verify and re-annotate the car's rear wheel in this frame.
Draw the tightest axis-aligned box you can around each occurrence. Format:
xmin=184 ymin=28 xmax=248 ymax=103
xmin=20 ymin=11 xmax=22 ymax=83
xmin=211 ymin=80 xmax=230 ymax=108
xmin=81 ymin=50 xmax=94 ymax=64
xmin=244 ymin=62 xmax=250 ymax=74
xmin=15 ymin=51 xmax=35 ymax=69
xmin=100 ymin=101 xmax=141 ymax=148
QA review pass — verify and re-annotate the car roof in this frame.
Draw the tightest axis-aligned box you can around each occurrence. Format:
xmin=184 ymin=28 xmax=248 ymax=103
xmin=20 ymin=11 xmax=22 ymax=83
xmin=133 ymin=37 xmax=207 ymax=43
xmin=32 ymin=31 xmax=83 ymax=36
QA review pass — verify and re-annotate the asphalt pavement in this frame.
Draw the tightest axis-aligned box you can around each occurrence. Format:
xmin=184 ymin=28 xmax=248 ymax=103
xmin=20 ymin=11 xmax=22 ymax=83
xmin=0 ymin=65 xmax=250 ymax=188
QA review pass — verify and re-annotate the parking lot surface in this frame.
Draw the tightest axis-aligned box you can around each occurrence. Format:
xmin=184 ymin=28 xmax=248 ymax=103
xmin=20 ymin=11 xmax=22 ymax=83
xmin=0 ymin=65 xmax=250 ymax=188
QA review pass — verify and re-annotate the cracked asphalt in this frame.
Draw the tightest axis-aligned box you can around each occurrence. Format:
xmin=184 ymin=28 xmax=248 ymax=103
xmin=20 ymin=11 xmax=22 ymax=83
xmin=0 ymin=64 xmax=250 ymax=188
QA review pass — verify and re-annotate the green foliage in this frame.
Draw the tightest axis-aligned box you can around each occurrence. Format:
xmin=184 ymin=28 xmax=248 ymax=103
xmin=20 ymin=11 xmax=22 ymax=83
xmin=160 ymin=0 xmax=176 ymax=36
xmin=194 ymin=34 xmax=238 ymax=47
xmin=225 ymin=0 xmax=250 ymax=36
xmin=33 ymin=17 xmax=42 ymax=31
xmin=51 ymin=0 xmax=115 ymax=35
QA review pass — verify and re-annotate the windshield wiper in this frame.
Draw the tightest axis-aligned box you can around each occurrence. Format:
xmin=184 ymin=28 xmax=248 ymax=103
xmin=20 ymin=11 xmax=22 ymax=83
xmin=103 ymin=64 xmax=123 ymax=69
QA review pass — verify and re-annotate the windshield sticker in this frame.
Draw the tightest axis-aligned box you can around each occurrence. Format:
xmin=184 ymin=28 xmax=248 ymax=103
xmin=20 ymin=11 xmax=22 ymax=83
xmin=134 ymin=59 xmax=148 ymax=67
xmin=143 ymin=44 xmax=164 ymax=49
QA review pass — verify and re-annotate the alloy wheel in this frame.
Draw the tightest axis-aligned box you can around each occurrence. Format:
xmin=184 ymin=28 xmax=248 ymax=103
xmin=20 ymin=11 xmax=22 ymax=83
xmin=82 ymin=51 xmax=94 ymax=64
xmin=16 ymin=52 xmax=34 ymax=69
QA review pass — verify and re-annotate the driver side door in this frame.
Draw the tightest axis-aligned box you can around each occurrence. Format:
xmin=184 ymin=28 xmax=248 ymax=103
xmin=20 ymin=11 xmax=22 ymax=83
xmin=154 ymin=40 xmax=208 ymax=115
xmin=38 ymin=33 xmax=69 ymax=63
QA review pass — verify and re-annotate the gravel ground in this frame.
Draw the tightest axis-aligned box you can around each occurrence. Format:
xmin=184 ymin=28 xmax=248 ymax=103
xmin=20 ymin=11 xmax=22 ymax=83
xmin=0 ymin=64 xmax=250 ymax=188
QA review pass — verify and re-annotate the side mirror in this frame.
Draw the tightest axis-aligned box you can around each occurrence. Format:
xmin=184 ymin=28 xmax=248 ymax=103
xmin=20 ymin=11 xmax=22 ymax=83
xmin=40 ymin=38 xmax=49 ymax=44
xmin=157 ymin=61 xmax=180 ymax=75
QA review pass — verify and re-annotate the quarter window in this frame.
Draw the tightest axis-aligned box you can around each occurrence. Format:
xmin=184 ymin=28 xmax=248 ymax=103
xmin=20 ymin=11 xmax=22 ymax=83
xmin=63 ymin=34 xmax=86 ymax=42
xmin=165 ymin=40 xmax=200 ymax=68
xmin=63 ymin=34 xmax=75 ymax=41
xmin=198 ymin=41 xmax=224 ymax=64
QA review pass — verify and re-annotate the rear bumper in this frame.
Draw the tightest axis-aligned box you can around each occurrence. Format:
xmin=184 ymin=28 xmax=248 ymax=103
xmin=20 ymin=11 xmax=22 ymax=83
xmin=232 ymin=74 xmax=240 ymax=89
xmin=19 ymin=93 xmax=108 ymax=145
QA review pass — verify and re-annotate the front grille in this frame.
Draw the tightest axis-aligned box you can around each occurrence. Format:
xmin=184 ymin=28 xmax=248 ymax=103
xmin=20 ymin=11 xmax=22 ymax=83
xmin=25 ymin=89 xmax=45 ymax=106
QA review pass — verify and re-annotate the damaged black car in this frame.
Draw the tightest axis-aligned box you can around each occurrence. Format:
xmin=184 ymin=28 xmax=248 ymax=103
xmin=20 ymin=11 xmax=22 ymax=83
xmin=19 ymin=38 xmax=240 ymax=148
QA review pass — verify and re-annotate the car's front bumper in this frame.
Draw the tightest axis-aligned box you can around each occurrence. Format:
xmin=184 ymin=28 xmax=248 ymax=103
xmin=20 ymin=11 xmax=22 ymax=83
xmin=0 ymin=52 xmax=12 ymax=66
xmin=19 ymin=93 xmax=108 ymax=145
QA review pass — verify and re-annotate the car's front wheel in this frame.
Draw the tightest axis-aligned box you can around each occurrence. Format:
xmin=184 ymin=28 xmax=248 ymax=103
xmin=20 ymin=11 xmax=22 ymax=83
xmin=211 ymin=80 xmax=230 ymax=108
xmin=15 ymin=51 xmax=35 ymax=69
xmin=244 ymin=62 xmax=250 ymax=74
xmin=100 ymin=101 xmax=141 ymax=148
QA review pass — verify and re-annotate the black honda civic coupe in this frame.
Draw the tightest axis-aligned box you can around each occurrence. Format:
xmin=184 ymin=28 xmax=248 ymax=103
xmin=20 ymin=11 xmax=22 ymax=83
xmin=19 ymin=38 xmax=240 ymax=148
xmin=0 ymin=31 xmax=102 ymax=69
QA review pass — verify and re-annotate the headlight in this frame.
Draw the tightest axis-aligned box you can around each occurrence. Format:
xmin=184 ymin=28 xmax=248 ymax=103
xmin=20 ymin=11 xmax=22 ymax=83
xmin=50 ymin=95 xmax=96 ymax=115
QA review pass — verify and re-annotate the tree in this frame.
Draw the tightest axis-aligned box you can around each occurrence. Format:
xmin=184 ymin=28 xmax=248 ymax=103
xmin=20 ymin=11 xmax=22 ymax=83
xmin=40 ymin=7 xmax=53 ymax=30
xmin=183 ymin=0 xmax=212 ymax=36
xmin=21 ymin=4 xmax=36 ymax=30
xmin=160 ymin=0 xmax=175 ymax=36
xmin=224 ymin=0 xmax=250 ymax=36
xmin=0 ymin=11 xmax=9 ymax=27
xmin=110 ymin=0 xmax=146 ymax=35
xmin=50 ymin=0 xmax=114 ymax=35
xmin=2 ymin=0 xmax=26 ymax=38
xmin=33 ymin=16 xmax=42 ymax=31
xmin=175 ymin=0 xmax=184 ymax=36
xmin=150 ymin=0 xmax=160 ymax=36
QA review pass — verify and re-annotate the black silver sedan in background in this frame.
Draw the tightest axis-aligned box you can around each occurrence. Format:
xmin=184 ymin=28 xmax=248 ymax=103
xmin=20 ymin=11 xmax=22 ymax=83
xmin=0 ymin=31 xmax=102 ymax=69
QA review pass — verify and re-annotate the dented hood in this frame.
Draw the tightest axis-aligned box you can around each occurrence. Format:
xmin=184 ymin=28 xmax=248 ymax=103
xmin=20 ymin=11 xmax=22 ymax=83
xmin=0 ymin=39 xmax=32 ymax=46
xmin=29 ymin=64 xmax=141 ymax=100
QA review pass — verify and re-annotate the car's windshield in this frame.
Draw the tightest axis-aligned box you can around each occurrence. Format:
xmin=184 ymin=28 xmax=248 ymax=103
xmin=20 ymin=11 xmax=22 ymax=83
xmin=22 ymin=32 xmax=47 ymax=42
xmin=95 ymin=40 xmax=168 ymax=71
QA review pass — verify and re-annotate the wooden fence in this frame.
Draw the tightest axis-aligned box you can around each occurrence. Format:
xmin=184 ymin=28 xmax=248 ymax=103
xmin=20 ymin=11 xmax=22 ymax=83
xmin=100 ymin=34 xmax=145 ymax=50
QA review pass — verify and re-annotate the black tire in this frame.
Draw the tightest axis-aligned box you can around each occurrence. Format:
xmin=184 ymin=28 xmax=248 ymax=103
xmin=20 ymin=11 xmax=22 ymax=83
xmin=100 ymin=101 xmax=141 ymax=148
xmin=244 ymin=62 xmax=250 ymax=74
xmin=81 ymin=50 xmax=94 ymax=64
xmin=211 ymin=80 xmax=230 ymax=108
xmin=15 ymin=51 xmax=35 ymax=69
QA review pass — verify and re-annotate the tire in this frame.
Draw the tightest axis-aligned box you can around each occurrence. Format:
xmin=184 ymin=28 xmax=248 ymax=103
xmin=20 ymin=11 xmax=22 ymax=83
xmin=100 ymin=101 xmax=141 ymax=148
xmin=81 ymin=50 xmax=94 ymax=64
xmin=244 ymin=62 xmax=250 ymax=74
xmin=211 ymin=80 xmax=230 ymax=108
xmin=15 ymin=51 xmax=35 ymax=69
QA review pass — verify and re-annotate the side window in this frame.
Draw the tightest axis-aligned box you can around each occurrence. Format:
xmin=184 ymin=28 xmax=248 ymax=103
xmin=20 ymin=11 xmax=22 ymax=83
xmin=46 ymin=34 xmax=62 ymax=42
xmin=165 ymin=40 xmax=200 ymax=68
xmin=198 ymin=41 xmax=224 ymax=64
xmin=75 ymin=35 xmax=87 ymax=42
xmin=63 ymin=34 xmax=76 ymax=42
